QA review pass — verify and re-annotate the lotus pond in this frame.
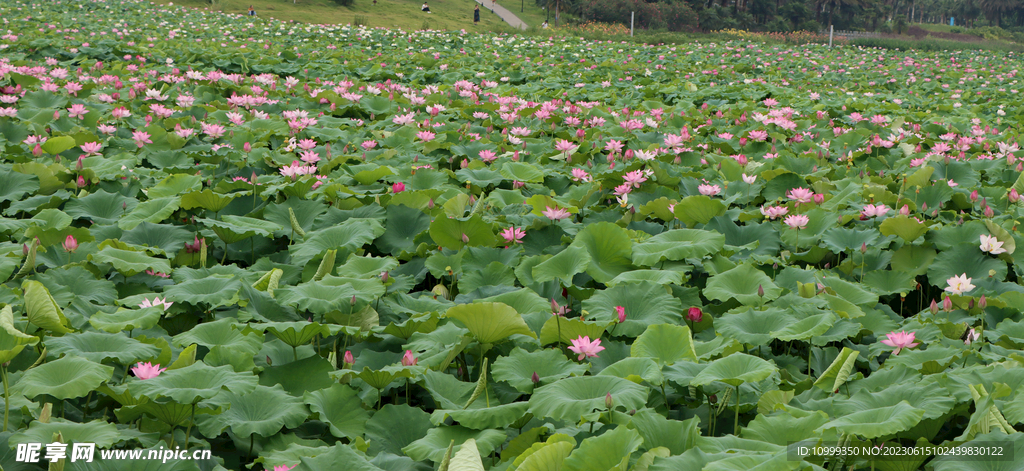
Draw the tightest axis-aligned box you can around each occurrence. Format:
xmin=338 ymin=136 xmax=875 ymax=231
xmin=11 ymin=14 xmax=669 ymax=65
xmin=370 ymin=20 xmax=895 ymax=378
xmin=2 ymin=1 xmax=1024 ymax=470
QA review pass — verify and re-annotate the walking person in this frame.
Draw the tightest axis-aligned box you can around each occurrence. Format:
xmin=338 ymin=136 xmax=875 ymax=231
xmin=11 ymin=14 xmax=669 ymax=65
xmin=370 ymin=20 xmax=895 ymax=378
xmin=474 ymin=4 xmax=480 ymax=22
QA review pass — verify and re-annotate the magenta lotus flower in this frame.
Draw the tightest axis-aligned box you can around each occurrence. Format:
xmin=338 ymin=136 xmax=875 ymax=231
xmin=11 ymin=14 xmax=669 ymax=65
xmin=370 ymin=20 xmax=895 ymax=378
xmin=880 ymin=330 xmax=920 ymax=355
xmin=272 ymin=464 xmax=297 ymax=471
xmin=543 ymin=206 xmax=571 ymax=221
xmin=392 ymin=182 xmax=405 ymax=193
xmin=131 ymin=362 xmax=167 ymax=380
xmin=615 ymin=306 xmax=626 ymax=323
xmin=62 ymin=235 xmax=78 ymax=253
xmin=687 ymin=307 xmax=703 ymax=322
xmin=343 ymin=350 xmax=355 ymax=366
xmin=500 ymin=226 xmax=526 ymax=244
xmin=401 ymin=350 xmax=418 ymax=366
xmin=568 ymin=335 xmax=605 ymax=361
xmin=784 ymin=214 xmax=809 ymax=229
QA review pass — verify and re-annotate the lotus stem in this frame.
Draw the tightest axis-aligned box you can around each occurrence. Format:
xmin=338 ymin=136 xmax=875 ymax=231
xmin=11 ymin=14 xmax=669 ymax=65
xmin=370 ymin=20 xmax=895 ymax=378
xmin=733 ymin=384 xmax=740 ymax=435
xmin=3 ymin=365 xmax=9 ymax=431
xmin=184 ymin=402 xmax=195 ymax=450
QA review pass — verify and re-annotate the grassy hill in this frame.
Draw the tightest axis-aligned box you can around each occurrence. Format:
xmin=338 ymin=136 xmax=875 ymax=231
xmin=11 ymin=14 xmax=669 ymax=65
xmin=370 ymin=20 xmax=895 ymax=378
xmin=156 ymin=0 xmax=551 ymax=32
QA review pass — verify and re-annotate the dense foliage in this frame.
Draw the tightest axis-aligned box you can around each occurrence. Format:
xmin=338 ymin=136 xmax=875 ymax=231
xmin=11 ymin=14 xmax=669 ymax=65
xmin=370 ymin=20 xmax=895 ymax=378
xmin=2 ymin=0 xmax=1024 ymax=470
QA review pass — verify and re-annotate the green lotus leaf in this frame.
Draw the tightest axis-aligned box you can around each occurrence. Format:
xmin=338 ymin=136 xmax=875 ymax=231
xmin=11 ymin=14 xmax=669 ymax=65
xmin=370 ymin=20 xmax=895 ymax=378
xmin=171 ymin=318 xmax=263 ymax=355
xmin=430 ymin=402 xmax=530 ymax=430
xmin=598 ymin=357 xmax=663 ymax=386
xmin=289 ymin=218 xmax=385 ymax=267
xmin=630 ymin=409 xmax=701 ymax=454
xmin=476 ymin=288 xmax=551 ymax=316
xmin=491 ymin=347 xmax=589 ymax=393
xmin=36 ymin=265 xmax=118 ymax=306
xmin=377 ymin=205 xmax=432 ymax=256
xmin=259 ymin=354 xmax=334 ymax=396
xmin=199 ymin=384 xmax=308 ymax=438
xmin=275 ymin=280 xmax=360 ymax=315
xmin=691 ymin=353 xmax=778 ymax=387
xmin=89 ymin=306 xmax=163 ymax=333
xmin=770 ymin=312 xmax=836 ymax=341
xmin=703 ymin=264 xmax=782 ymax=305
xmin=531 ymin=245 xmax=591 ymax=286
xmin=539 ymin=316 xmax=608 ymax=346
xmin=607 ymin=269 xmax=685 ymax=286
xmin=583 ymin=282 xmax=683 ymax=337
xmin=15 ymin=356 xmax=114 ymax=400
xmin=501 ymin=162 xmax=545 ymax=183
xmin=0 ymin=304 xmax=39 ymax=364
xmin=354 ymin=365 xmax=420 ymax=390
xmin=528 ymin=376 xmax=648 ymax=423
xmin=879 ymin=215 xmax=929 ymax=242
xmin=47 ymin=332 xmax=161 ymax=365
xmin=200 ymin=215 xmax=282 ymax=244
xmin=40 ymin=136 xmax=76 ymax=155
xmin=147 ymin=174 xmax=203 ymax=199
xmin=180 ymin=189 xmax=238 ymax=213
xmin=365 ymin=404 xmax=433 ymax=456
xmin=563 ymin=426 xmax=643 ymax=471
xmin=129 ymin=362 xmax=258 ymax=404
xmin=515 ymin=441 xmax=574 ymax=471
xmin=262 ymin=321 xmax=335 ymax=348
xmin=631 ymin=229 xmax=725 ymax=266
xmin=429 ymin=214 xmax=498 ymax=251
xmin=420 ymin=369 xmax=499 ymax=410
xmin=0 ymin=170 xmax=39 ymax=203
xmin=445 ymin=302 xmax=536 ymax=344
xmin=714 ymin=307 xmax=792 ymax=346
xmin=9 ymin=419 xmax=120 ymax=449
xmin=89 ymin=245 xmax=172 ymax=277
xmin=119 ymin=222 xmax=193 ymax=256
xmin=741 ymin=409 xmax=830 ymax=446
xmin=296 ymin=443 xmax=387 ymax=471
xmin=821 ymin=227 xmax=884 ymax=254
xmin=302 ymin=384 xmax=369 ymax=440
xmin=162 ymin=274 xmax=241 ymax=307
xmin=118 ymin=196 xmax=181 ymax=230
xmin=401 ymin=425 xmax=506 ymax=463
xmin=570 ymin=221 xmax=634 ymax=283
xmin=927 ymin=242 xmax=1007 ymax=290
xmin=929 ymin=432 xmax=1024 ymax=471
xmin=673 ymin=195 xmax=726 ymax=226
xmin=631 ymin=323 xmax=698 ymax=364
xmin=815 ymin=401 xmax=925 ymax=439
xmin=22 ymin=280 xmax=71 ymax=333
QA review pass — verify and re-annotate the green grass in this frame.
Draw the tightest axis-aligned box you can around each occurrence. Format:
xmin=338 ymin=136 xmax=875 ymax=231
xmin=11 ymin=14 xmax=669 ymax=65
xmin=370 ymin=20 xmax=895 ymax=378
xmin=157 ymin=0 xmax=545 ymax=32
xmin=850 ymin=35 xmax=1024 ymax=52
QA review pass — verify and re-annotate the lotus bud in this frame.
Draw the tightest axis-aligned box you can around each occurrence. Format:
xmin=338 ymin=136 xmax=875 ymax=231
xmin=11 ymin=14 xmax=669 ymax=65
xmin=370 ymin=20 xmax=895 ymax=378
xmin=979 ymin=295 xmax=987 ymax=310
xmin=900 ymin=205 xmax=910 ymax=216
xmin=531 ymin=371 xmax=540 ymax=384
xmin=1017 ymin=162 xmax=1022 ymax=172
xmin=970 ymin=190 xmax=979 ymax=203
xmin=943 ymin=296 xmax=953 ymax=312
xmin=122 ymin=202 xmax=128 ymax=210
xmin=687 ymin=307 xmax=703 ymax=322
xmin=968 ymin=299 xmax=975 ymax=310
xmin=932 ymin=209 xmax=939 ymax=217
xmin=401 ymin=350 xmax=418 ymax=366
xmin=460 ymin=159 xmax=469 ymax=169
xmin=985 ymin=206 xmax=995 ymax=218
xmin=605 ymin=392 xmax=614 ymax=410
xmin=615 ymin=306 xmax=626 ymax=323
xmin=243 ymin=141 xmax=252 ymax=153
xmin=381 ymin=271 xmax=389 ymax=282
xmin=930 ymin=299 xmax=939 ymax=315
xmin=344 ymin=350 xmax=355 ymax=366
xmin=551 ymin=298 xmax=560 ymax=314
xmin=76 ymin=175 xmax=86 ymax=188
xmin=32 ymin=144 xmax=42 ymax=157
xmin=76 ymin=156 xmax=84 ymax=171
xmin=461 ymin=233 xmax=469 ymax=244
xmin=709 ymin=394 xmax=717 ymax=404
xmin=1010 ymin=189 xmax=1021 ymax=203
xmin=22 ymin=243 xmax=28 ymax=256
xmin=427 ymin=198 xmax=435 ymax=209
xmin=921 ymin=202 xmax=928 ymax=211
xmin=266 ymin=355 xmax=272 ymax=366
xmin=63 ymin=235 xmax=78 ymax=253
xmin=860 ymin=243 xmax=868 ymax=254
xmin=351 ymin=295 xmax=357 ymax=306
xmin=813 ymin=193 xmax=824 ymax=204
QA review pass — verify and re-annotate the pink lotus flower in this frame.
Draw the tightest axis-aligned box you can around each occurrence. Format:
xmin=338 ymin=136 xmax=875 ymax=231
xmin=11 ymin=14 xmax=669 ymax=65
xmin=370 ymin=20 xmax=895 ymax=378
xmin=787 ymin=187 xmax=815 ymax=204
xmin=401 ymin=350 xmax=418 ymax=366
xmin=944 ymin=273 xmax=975 ymax=296
xmin=615 ymin=306 xmax=626 ymax=323
xmin=62 ymin=235 xmax=78 ymax=253
xmin=543 ymin=206 xmax=571 ymax=221
xmin=861 ymin=204 xmax=890 ymax=218
xmin=132 ymin=130 xmax=152 ymax=148
xmin=392 ymin=182 xmax=405 ymax=193
xmin=112 ymin=107 xmax=131 ymax=119
xmin=742 ymin=174 xmax=756 ymax=184
xmin=568 ymin=335 xmax=604 ymax=361
xmin=416 ymin=131 xmax=436 ymax=141
xmin=272 ymin=464 xmax=297 ymax=471
xmin=79 ymin=141 xmax=102 ymax=156
xmin=343 ymin=350 xmax=355 ymax=366
xmin=145 ymin=270 xmax=170 ymax=278
xmin=67 ymin=103 xmax=88 ymax=120
xmin=479 ymin=149 xmax=497 ymax=163
xmin=880 ymin=330 xmax=920 ymax=355
xmin=500 ymin=226 xmax=526 ymax=244
xmin=571 ymin=168 xmax=592 ymax=182
xmin=980 ymin=234 xmax=1007 ymax=255
xmin=361 ymin=140 xmax=378 ymax=151
xmin=748 ymin=130 xmax=768 ymax=141
xmin=131 ymin=362 xmax=167 ymax=380
xmin=687 ymin=307 xmax=703 ymax=322
xmin=139 ymin=297 xmax=173 ymax=311
xmin=784 ymin=214 xmax=809 ymax=229
xmin=760 ymin=205 xmax=788 ymax=220
xmin=554 ymin=139 xmax=577 ymax=153
xmin=698 ymin=184 xmax=721 ymax=196
xmin=622 ymin=170 xmax=647 ymax=188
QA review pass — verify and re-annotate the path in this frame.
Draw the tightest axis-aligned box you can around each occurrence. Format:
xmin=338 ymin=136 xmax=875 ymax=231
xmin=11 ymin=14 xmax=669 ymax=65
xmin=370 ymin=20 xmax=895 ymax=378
xmin=475 ymin=0 xmax=528 ymax=30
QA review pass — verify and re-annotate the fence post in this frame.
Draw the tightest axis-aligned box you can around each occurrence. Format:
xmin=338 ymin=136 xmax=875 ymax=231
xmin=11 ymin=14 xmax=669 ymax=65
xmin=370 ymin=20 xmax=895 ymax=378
xmin=631 ymin=12 xmax=634 ymax=37
xmin=828 ymin=24 xmax=833 ymax=48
